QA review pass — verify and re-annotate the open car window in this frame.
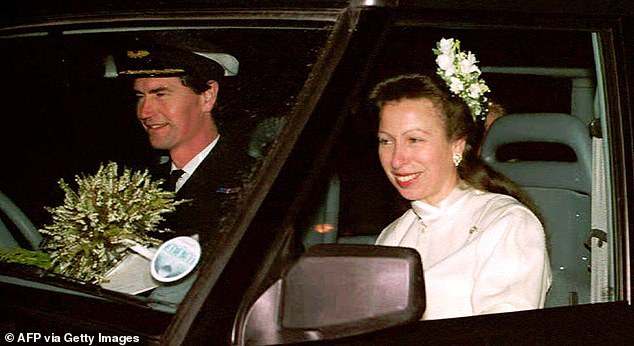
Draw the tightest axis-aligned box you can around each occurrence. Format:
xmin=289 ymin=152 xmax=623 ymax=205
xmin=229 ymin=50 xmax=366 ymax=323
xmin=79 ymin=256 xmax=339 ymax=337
xmin=227 ymin=9 xmax=632 ymax=342
xmin=296 ymin=24 xmax=614 ymax=310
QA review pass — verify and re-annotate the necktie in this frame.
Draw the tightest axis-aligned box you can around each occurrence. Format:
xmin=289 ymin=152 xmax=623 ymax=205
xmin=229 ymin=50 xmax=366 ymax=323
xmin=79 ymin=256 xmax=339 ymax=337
xmin=167 ymin=169 xmax=185 ymax=192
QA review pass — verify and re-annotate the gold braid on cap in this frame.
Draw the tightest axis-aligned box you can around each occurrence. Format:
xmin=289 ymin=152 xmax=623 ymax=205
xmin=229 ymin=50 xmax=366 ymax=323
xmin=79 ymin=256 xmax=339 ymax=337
xmin=127 ymin=50 xmax=150 ymax=59
xmin=118 ymin=69 xmax=185 ymax=75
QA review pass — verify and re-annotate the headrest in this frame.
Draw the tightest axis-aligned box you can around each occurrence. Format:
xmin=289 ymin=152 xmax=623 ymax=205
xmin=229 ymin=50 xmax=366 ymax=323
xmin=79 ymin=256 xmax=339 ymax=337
xmin=481 ymin=113 xmax=592 ymax=194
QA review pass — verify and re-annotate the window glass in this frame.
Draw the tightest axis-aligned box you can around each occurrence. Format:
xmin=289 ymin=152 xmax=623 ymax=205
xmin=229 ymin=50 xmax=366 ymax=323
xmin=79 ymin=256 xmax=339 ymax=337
xmin=0 ymin=25 xmax=331 ymax=311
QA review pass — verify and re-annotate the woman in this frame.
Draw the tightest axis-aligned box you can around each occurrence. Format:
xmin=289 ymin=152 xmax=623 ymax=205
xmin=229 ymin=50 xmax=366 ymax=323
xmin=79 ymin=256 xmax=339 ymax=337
xmin=370 ymin=74 xmax=552 ymax=320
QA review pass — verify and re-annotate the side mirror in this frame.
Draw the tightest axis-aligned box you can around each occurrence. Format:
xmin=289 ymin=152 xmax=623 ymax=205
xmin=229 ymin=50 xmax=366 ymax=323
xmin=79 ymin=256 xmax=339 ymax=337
xmin=239 ymin=244 xmax=425 ymax=345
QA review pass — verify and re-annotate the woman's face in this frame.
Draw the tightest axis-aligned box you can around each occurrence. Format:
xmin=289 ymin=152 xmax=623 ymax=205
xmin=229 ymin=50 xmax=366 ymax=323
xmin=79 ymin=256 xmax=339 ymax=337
xmin=378 ymin=98 xmax=465 ymax=205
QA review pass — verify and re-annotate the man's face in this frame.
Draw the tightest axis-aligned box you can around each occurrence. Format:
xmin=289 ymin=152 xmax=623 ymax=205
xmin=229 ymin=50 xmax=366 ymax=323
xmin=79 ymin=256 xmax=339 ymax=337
xmin=134 ymin=77 xmax=216 ymax=152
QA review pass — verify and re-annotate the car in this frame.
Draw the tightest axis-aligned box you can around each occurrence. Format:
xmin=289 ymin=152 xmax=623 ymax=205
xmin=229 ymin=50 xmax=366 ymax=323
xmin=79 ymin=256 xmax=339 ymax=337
xmin=1 ymin=0 xmax=634 ymax=345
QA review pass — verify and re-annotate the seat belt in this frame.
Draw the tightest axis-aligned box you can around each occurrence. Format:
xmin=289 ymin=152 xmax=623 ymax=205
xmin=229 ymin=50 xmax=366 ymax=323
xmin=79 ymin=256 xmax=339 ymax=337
xmin=590 ymin=135 xmax=610 ymax=303
xmin=589 ymin=34 xmax=611 ymax=303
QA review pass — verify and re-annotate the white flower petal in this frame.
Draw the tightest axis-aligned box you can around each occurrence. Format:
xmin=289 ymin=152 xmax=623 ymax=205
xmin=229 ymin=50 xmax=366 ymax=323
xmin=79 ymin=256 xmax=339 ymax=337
xmin=436 ymin=54 xmax=454 ymax=70
xmin=468 ymin=84 xmax=482 ymax=98
xmin=449 ymin=77 xmax=464 ymax=92
xmin=439 ymin=38 xmax=454 ymax=53
xmin=444 ymin=65 xmax=456 ymax=77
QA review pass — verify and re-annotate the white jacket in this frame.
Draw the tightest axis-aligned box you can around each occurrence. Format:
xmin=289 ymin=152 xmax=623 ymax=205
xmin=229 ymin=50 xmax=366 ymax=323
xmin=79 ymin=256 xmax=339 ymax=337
xmin=376 ymin=186 xmax=552 ymax=320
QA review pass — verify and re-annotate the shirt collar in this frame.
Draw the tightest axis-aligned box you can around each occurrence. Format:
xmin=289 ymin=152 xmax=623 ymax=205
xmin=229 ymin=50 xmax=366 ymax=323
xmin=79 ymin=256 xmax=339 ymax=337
xmin=410 ymin=184 xmax=472 ymax=225
xmin=171 ymin=135 xmax=220 ymax=175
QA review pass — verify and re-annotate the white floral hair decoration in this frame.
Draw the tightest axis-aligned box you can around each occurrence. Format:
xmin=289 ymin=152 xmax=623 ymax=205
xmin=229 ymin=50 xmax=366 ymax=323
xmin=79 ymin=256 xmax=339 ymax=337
xmin=433 ymin=37 xmax=490 ymax=121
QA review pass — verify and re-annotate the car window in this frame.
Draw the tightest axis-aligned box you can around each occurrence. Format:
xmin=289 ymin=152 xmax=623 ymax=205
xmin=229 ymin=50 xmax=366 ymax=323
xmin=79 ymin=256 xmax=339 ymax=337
xmin=0 ymin=21 xmax=333 ymax=313
xmin=296 ymin=24 xmax=616 ymax=310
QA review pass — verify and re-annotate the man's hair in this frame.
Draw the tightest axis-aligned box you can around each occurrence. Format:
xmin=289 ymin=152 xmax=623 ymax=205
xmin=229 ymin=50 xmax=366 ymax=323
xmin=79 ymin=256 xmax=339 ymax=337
xmin=180 ymin=75 xmax=214 ymax=94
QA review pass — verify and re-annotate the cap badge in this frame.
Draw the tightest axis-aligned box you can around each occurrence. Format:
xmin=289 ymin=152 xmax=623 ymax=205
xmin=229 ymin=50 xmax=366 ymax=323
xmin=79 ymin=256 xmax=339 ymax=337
xmin=127 ymin=50 xmax=150 ymax=59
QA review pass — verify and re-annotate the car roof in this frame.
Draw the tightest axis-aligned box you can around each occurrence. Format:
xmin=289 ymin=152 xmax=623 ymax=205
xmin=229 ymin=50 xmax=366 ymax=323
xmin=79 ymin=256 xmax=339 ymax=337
xmin=4 ymin=0 xmax=633 ymax=23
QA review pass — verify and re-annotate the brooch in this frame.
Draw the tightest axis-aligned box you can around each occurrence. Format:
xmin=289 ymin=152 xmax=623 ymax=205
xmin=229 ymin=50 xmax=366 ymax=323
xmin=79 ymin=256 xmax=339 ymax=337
xmin=216 ymin=186 xmax=240 ymax=194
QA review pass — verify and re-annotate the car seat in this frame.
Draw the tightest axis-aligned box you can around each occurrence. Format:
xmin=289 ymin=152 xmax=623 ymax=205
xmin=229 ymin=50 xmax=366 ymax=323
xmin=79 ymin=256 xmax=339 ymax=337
xmin=480 ymin=113 xmax=592 ymax=307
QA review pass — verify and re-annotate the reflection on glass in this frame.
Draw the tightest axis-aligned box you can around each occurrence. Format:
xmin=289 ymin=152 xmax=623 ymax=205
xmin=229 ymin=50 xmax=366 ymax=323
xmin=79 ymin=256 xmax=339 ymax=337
xmin=0 ymin=26 xmax=330 ymax=310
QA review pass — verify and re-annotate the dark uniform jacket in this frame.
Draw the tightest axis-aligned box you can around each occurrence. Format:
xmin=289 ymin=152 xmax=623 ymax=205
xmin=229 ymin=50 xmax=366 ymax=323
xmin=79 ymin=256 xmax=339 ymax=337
xmin=152 ymin=137 xmax=254 ymax=246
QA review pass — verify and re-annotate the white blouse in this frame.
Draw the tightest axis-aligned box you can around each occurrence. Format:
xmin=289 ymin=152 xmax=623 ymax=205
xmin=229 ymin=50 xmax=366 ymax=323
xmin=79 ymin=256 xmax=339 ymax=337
xmin=375 ymin=185 xmax=552 ymax=320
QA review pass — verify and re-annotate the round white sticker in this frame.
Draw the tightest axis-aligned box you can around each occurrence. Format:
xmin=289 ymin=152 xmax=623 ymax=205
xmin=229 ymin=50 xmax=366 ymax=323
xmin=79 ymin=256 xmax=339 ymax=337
xmin=150 ymin=236 xmax=201 ymax=283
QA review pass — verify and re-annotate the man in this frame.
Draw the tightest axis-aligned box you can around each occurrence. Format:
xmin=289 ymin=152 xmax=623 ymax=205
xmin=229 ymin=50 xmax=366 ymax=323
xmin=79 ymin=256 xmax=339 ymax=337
xmin=116 ymin=45 xmax=253 ymax=245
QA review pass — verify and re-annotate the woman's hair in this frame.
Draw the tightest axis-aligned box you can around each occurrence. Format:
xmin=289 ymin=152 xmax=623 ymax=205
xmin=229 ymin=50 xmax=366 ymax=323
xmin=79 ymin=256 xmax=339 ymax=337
xmin=369 ymin=74 xmax=541 ymax=217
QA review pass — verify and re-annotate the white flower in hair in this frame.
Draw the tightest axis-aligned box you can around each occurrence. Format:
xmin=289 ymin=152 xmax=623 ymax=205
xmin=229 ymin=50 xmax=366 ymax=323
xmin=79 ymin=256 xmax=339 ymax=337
xmin=438 ymin=38 xmax=455 ymax=53
xmin=468 ymin=83 xmax=484 ymax=98
xmin=460 ymin=52 xmax=479 ymax=74
xmin=449 ymin=77 xmax=464 ymax=93
xmin=433 ymin=38 xmax=490 ymax=121
xmin=436 ymin=54 xmax=455 ymax=73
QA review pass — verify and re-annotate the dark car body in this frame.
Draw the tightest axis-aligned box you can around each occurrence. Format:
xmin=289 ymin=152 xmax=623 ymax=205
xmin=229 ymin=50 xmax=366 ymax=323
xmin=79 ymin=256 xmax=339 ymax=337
xmin=1 ymin=1 xmax=634 ymax=345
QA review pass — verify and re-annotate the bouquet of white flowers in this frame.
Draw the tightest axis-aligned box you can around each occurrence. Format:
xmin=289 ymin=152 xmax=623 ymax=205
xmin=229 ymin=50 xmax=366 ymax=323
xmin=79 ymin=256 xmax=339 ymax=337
xmin=38 ymin=162 xmax=184 ymax=284
xmin=433 ymin=37 xmax=490 ymax=121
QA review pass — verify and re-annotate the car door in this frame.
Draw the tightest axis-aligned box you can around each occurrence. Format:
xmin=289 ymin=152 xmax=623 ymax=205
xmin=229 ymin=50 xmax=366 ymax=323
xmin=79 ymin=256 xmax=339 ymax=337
xmin=231 ymin=2 xmax=634 ymax=345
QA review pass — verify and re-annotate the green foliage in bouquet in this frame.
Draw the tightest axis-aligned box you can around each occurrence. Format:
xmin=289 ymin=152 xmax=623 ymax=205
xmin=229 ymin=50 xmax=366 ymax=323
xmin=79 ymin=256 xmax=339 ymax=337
xmin=0 ymin=246 xmax=54 ymax=270
xmin=38 ymin=161 xmax=185 ymax=284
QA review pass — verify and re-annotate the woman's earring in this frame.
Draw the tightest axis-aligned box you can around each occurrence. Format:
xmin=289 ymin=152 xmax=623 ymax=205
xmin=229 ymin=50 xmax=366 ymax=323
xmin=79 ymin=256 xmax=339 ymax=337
xmin=453 ymin=153 xmax=462 ymax=167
